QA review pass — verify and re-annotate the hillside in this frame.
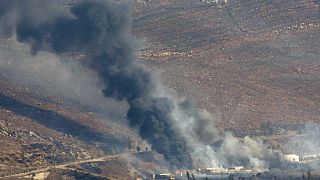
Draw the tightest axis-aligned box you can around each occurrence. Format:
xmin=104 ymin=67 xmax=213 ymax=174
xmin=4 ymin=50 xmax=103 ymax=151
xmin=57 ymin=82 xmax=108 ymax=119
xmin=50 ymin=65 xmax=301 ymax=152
xmin=133 ymin=0 xmax=320 ymax=130
xmin=0 ymin=0 xmax=319 ymax=177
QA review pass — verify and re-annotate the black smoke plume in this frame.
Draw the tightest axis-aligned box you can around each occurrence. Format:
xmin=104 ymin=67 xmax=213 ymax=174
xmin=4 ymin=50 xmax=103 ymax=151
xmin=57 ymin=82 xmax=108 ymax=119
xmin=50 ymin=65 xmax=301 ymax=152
xmin=0 ymin=0 xmax=192 ymax=168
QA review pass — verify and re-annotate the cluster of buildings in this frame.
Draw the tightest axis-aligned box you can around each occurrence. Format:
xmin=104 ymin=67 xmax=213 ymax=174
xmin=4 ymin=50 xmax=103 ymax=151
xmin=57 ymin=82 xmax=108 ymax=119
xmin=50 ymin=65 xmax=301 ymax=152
xmin=285 ymin=153 xmax=320 ymax=163
xmin=150 ymin=166 xmax=267 ymax=179
xmin=150 ymin=152 xmax=320 ymax=179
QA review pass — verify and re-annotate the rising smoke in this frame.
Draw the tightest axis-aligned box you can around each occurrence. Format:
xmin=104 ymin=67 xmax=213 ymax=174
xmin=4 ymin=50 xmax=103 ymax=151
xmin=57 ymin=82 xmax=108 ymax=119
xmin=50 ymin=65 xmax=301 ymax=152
xmin=0 ymin=0 xmax=192 ymax=168
xmin=0 ymin=0 xmax=284 ymax=169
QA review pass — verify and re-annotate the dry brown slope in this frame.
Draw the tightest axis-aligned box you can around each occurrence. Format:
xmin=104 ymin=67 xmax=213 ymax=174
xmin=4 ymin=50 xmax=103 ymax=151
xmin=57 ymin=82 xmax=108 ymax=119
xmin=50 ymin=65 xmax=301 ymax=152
xmin=133 ymin=0 xmax=320 ymax=130
xmin=0 ymin=78 xmax=143 ymax=177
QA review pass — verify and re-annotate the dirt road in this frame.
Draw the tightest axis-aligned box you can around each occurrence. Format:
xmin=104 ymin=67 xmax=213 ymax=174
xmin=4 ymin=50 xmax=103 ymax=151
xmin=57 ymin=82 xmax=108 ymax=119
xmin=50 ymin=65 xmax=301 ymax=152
xmin=1 ymin=154 xmax=121 ymax=179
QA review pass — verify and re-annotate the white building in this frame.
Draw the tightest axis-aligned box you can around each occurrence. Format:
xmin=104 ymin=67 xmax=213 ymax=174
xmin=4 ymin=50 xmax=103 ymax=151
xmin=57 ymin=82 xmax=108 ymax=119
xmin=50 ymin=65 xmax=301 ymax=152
xmin=284 ymin=154 xmax=300 ymax=162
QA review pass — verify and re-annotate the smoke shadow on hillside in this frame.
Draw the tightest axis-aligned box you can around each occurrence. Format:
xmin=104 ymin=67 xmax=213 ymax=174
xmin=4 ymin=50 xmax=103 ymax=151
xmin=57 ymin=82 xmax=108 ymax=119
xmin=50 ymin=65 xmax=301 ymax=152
xmin=0 ymin=93 xmax=124 ymax=152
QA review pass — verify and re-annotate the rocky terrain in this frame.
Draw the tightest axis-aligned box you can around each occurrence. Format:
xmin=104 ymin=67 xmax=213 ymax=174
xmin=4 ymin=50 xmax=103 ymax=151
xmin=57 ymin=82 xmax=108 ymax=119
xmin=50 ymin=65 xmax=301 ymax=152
xmin=133 ymin=0 xmax=320 ymax=130
xmin=0 ymin=79 xmax=151 ymax=178
xmin=0 ymin=0 xmax=319 ymax=178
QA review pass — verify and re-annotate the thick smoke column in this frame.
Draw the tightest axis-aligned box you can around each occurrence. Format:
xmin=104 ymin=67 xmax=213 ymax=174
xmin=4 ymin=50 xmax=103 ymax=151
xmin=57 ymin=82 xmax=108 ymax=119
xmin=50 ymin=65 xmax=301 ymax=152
xmin=0 ymin=0 xmax=192 ymax=168
xmin=0 ymin=0 xmax=286 ymax=169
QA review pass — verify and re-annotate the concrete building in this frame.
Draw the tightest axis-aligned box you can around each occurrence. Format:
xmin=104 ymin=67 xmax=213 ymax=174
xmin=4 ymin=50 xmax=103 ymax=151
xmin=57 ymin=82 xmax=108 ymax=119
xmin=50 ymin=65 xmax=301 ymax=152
xmin=200 ymin=166 xmax=244 ymax=174
xmin=227 ymin=166 xmax=244 ymax=172
xmin=152 ymin=173 xmax=174 ymax=179
xmin=284 ymin=154 xmax=300 ymax=162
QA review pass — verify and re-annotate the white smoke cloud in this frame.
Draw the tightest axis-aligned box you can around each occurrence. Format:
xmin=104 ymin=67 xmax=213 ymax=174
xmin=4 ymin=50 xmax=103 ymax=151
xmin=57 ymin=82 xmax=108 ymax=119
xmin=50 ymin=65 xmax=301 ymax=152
xmin=217 ymin=134 xmax=282 ymax=168
xmin=154 ymin=84 xmax=285 ymax=169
